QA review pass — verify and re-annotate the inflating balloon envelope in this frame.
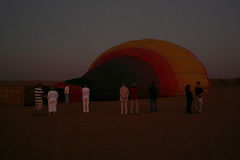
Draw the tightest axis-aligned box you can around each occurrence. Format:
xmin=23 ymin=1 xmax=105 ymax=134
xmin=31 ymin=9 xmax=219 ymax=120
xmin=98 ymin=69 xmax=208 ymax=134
xmin=55 ymin=39 xmax=210 ymax=102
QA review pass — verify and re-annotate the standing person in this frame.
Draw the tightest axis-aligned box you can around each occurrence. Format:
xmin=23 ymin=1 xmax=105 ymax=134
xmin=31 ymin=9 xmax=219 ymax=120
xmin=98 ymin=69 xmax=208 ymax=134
xmin=64 ymin=84 xmax=70 ymax=103
xmin=47 ymin=86 xmax=58 ymax=117
xmin=120 ymin=82 xmax=129 ymax=115
xmin=195 ymin=81 xmax=204 ymax=113
xmin=34 ymin=84 xmax=44 ymax=117
xmin=82 ymin=84 xmax=90 ymax=113
xmin=185 ymin=84 xmax=193 ymax=114
xmin=130 ymin=82 xmax=139 ymax=115
xmin=148 ymin=81 xmax=158 ymax=112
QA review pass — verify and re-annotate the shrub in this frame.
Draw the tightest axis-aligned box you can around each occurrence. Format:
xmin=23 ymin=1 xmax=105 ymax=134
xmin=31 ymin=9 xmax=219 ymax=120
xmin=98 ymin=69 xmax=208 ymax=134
xmin=235 ymin=78 xmax=240 ymax=84
xmin=219 ymin=79 xmax=226 ymax=84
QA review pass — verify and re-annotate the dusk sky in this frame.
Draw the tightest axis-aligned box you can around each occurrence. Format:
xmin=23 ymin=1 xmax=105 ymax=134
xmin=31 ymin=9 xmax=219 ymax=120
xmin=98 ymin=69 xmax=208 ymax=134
xmin=1 ymin=0 xmax=240 ymax=81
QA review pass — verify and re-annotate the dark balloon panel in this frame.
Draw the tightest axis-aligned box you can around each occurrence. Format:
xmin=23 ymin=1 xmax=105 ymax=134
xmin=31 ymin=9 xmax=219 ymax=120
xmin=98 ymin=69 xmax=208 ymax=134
xmin=55 ymin=39 xmax=210 ymax=102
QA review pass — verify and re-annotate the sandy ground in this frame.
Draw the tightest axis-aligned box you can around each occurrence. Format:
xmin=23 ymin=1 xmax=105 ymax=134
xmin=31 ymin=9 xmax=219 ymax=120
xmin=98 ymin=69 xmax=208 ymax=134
xmin=0 ymin=84 xmax=240 ymax=160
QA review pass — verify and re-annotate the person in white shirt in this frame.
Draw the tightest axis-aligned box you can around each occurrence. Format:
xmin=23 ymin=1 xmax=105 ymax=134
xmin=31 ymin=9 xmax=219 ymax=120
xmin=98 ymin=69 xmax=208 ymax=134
xmin=120 ymin=82 xmax=129 ymax=115
xmin=47 ymin=86 xmax=58 ymax=117
xmin=82 ymin=84 xmax=90 ymax=113
xmin=64 ymin=84 xmax=70 ymax=103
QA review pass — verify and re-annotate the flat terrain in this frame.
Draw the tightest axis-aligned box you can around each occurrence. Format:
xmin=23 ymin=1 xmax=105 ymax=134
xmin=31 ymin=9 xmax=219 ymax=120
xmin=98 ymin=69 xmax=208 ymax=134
xmin=0 ymin=84 xmax=240 ymax=160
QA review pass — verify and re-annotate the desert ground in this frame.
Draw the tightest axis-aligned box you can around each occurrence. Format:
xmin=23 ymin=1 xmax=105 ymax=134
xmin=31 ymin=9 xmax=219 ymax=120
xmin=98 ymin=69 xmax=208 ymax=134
xmin=0 ymin=83 xmax=240 ymax=160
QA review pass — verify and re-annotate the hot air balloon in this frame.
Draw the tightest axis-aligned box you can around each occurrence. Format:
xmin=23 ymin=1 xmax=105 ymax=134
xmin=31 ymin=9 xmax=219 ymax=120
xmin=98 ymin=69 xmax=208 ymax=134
xmin=55 ymin=39 xmax=210 ymax=101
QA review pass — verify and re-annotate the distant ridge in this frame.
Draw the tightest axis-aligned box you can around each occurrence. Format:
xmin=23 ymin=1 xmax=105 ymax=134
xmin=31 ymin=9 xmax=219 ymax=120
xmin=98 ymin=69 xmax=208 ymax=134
xmin=0 ymin=81 xmax=60 ymax=86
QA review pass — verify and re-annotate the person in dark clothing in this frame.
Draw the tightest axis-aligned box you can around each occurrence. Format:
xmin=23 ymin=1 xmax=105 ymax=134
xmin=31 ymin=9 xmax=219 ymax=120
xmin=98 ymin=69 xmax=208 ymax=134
xmin=185 ymin=84 xmax=193 ymax=114
xmin=148 ymin=81 xmax=158 ymax=112
xmin=195 ymin=81 xmax=204 ymax=113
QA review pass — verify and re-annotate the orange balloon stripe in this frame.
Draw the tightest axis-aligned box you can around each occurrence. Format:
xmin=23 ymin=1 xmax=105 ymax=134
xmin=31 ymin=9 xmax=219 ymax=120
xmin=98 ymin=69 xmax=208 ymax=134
xmin=89 ymin=48 xmax=178 ymax=96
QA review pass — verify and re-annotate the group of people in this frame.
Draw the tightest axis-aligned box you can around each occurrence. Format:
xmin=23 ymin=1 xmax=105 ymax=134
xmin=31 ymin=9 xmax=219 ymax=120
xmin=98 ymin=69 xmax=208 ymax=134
xmin=33 ymin=84 xmax=90 ymax=117
xmin=119 ymin=82 xmax=138 ymax=115
xmin=120 ymin=81 xmax=158 ymax=115
xmin=65 ymin=84 xmax=91 ymax=113
xmin=185 ymin=81 xmax=204 ymax=114
xmin=34 ymin=80 xmax=204 ymax=117
xmin=34 ymin=84 xmax=59 ymax=117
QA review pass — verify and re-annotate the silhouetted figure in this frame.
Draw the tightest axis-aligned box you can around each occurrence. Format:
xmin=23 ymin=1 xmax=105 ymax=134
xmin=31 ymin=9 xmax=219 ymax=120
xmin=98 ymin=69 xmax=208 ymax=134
xmin=195 ymin=81 xmax=204 ymax=113
xmin=148 ymin=81 xmax=158 ymax=112
xmin=185 ymin=85 xmax=193 ymax=114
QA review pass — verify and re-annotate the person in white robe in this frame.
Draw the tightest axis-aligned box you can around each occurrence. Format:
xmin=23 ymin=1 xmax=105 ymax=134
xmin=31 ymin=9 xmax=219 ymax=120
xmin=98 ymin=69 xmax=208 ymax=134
xmin=47 ymin=86 xmax=58 ymax=117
